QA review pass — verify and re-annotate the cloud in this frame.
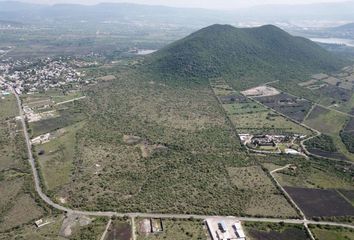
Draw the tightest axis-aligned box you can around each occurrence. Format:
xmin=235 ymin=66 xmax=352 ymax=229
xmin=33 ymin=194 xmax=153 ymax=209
xmin=11 ymin=0 xmax=354 ymax=9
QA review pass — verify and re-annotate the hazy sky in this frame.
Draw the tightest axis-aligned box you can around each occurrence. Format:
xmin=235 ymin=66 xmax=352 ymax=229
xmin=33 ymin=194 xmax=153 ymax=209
xmin=17 ymin=0 xmax=354 ymax=9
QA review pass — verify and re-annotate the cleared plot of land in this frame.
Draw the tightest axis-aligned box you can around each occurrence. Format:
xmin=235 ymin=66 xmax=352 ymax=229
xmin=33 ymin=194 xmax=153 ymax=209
xmin=30 ymin=102 xmax=86 ymax=137
xmin=310 ymin=225 xmax=354 ymax=240
xmin=36 ymin=122 xmax=85 ymax=191
xmin=137 ymin=219 xmax=206 ymax=240
xmin=105 ymin=219 xmax=131 ymax=240
xmin=245 ymin=222 xmax=310 ymax=240
xmin=241 ymin=86 xmax=280 ymax=97
xmin=256 ymin=93 xmax=313 ymax=122
xmin=227 ymin=166 xmax=298 ymax=218
xmin=284 ymin=187 xmax=354 ymax=218
xmin=70 ymin=217 xmax=108 ymax=240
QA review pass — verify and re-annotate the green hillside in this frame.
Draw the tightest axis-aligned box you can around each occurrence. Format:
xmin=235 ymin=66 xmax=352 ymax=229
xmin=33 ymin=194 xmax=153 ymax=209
xmin=145 ymin=24 xmax=346 ymax=89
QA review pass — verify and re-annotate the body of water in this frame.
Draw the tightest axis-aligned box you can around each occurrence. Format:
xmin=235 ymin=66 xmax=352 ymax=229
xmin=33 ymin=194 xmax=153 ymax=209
xmin=310 ymin=38 xmax=354 ymax=47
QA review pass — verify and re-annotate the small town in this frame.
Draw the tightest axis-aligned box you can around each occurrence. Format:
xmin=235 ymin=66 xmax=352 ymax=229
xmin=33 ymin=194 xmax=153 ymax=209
xmin=0 ymin=57 xmax=85 ymax=94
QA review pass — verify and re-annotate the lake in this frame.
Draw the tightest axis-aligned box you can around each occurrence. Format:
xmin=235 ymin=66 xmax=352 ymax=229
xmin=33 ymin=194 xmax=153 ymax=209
xmin=310 ymin=38 xmax=354 ymax=47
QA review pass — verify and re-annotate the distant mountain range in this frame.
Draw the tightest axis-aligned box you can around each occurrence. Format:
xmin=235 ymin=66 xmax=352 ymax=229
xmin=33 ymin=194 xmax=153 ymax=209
xmin=329 ymin=22 xmax=354 ymax=37
xmin=0 ymin=1 xmax=354 ymax=26
xmin=145 ymin=24 xmax=346 ymax=89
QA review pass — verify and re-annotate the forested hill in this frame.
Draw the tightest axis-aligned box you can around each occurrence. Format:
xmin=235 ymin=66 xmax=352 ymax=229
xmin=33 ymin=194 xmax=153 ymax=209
xmin=145 ymin=24 xmax=346 ymax=89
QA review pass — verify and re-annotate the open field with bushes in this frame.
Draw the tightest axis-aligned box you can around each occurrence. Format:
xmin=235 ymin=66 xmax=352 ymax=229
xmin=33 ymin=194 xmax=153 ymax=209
xmin=34 ymin=68 xmax=298 ymax=217
xmin=136 ymin=218 xmax=207 ymax=240
xmin=244 ymin=222 xmax=310 ymax=240
xmin=309 ymin=225 xmax=354 ymax=240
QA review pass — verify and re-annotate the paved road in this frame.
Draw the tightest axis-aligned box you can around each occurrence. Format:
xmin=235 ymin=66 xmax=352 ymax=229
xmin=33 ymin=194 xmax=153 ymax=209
xmin=2 ymin=76 xmax=353 ymax=232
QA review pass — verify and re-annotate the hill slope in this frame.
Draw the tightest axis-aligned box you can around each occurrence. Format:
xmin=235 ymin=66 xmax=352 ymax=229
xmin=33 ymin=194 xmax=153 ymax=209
xmin=146 ymin=24 xmax=346 ymax=89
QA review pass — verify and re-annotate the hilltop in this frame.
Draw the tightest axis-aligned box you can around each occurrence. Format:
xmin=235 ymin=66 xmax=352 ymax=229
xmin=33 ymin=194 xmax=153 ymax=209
xmin=146 ymin=24 xmax=346 ymax=89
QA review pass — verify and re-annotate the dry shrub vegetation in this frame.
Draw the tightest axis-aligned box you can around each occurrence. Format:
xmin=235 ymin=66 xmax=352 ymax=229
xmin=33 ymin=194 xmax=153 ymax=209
xmin=49 ymin=69 xmax=296 ymax=217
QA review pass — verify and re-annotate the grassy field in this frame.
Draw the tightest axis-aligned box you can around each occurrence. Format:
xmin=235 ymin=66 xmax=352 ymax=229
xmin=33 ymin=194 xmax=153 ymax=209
xmin=304 ymin=105 xmax=354 ymax=161
xmin=304 ymin=106 xmax=348 ymax=135
xmin=136 ymin=219 xmax=207 ymax=240
xmin=309 ymin=225 xmax=354 ymax=240
xmin=0 ymin=94 xmax=18 ymax=120
xmin=36 ymin=122 xmax=85 ymax=191
xmin=270 ymin=157 xmax=354 ymax=190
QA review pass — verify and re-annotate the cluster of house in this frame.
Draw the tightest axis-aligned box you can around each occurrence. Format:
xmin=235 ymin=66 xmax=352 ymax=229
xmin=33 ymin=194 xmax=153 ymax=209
xmin=0 ymin=57 xmax=84 ymax=94
xmin=205 ymin=218 xmax=246 ymax=240
xmin=239 ymin=134 xmax=306 ymax=147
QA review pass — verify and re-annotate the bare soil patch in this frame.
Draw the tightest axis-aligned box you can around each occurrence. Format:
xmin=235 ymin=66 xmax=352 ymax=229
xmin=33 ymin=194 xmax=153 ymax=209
xmin=242 ymin=86 xmax=280 ymax=97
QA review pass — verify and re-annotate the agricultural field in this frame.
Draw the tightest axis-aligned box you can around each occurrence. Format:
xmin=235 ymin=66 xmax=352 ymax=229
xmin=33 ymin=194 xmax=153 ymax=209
xmin=303 ymin=104 xmax=354 ymax=161
xmin=284 ymin=187 xmax=354 ymax=218
xmin=211 ymin=80 xmax=312 ymax=136
xmin=309 ymin=225 xmax=354 ymax=240
xmin=136 ymin=219 xmax=207 ymax=240
xmin=244 ymin=222 xmax=310 ymax=240
xmin=338 ymin=189 xmax=354 ymax=205
xmin=341 ymin=117 xmax=354 ymax=153
xmin=254 ymin=92 xmax=313 ymax=123
xmin=268 ymin=154 xmax=354 ymax=194
xmin=272 ymin=67 xmax=354 ymax=115
xmin=304 ymin=106 xmax=347 ymax=136
xmin=29 ymin=101 xmax=86 ymax=137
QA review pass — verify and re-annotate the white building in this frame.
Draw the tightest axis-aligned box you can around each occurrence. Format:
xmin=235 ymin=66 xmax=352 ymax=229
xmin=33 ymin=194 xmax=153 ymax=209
xmin=205 ymin=217 xmax=246 ymax=240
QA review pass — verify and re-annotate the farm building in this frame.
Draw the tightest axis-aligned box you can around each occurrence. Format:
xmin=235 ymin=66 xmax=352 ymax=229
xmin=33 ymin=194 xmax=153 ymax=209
xmin=205 ymin=217 xmax=246 ymax=240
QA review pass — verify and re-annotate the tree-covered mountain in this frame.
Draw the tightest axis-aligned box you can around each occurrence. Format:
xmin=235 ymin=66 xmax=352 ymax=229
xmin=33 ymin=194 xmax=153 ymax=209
xmin=146 ymin=24 xmax=347 ymax=89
